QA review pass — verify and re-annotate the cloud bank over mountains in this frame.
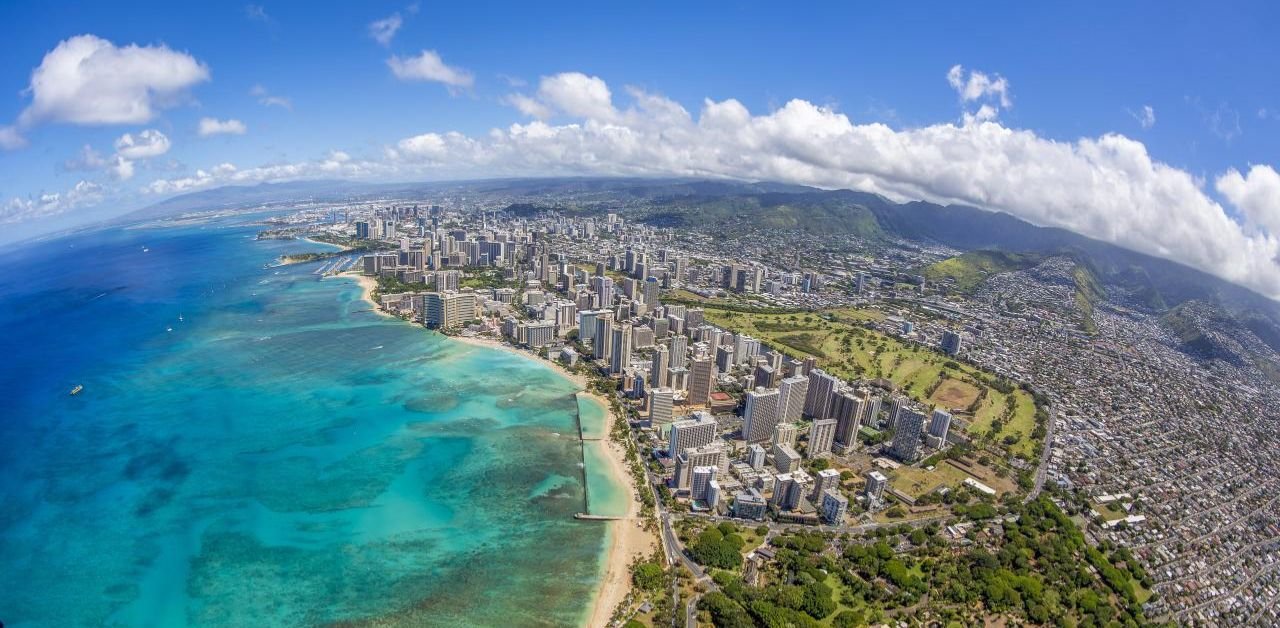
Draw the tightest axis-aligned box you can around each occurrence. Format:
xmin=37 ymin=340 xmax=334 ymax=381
xmin=2 ymin=33 xmax=1279 ymax=299
xmin=142 ymin=71 xmax=1280 ymax=298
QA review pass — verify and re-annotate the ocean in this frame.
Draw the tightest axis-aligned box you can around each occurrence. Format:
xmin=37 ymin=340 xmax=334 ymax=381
xmin=0 ymin=214 xmax=627 ymax=627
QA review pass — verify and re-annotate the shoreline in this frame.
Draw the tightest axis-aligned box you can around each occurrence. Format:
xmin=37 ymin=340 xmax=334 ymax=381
xmin=334 ymin=271 xmax=395 ymax=319
xmin=354 ymin=284 xmax=655 ymax=627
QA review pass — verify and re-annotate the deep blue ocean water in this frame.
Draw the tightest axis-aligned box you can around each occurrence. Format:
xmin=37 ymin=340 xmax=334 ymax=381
xmin=0 ymin=215 xmax=624 ymax=627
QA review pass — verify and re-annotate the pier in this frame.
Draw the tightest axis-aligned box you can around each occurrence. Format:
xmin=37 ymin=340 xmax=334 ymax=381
xmin=574 ymin=513 xmax=623 ymax=521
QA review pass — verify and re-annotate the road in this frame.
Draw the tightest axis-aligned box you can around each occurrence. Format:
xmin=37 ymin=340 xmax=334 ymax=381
xmin=1026 ymin=405 xmax=1057 ymax=502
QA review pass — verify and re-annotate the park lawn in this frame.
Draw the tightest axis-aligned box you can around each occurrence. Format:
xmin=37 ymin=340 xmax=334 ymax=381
xmin=826 ymin=306 xmax=886 ymax=323
xmin=967 ymin=388 xmax=1039 ymax=458
xmin=1133 ymin=580 xmax=1154 ymax=605
xmin=1092 ymin=500 xmax=1129 ymax=522
xmin=888 ymin=463 xmax=971 ymax=498
xmin=819 ymin=572 xmax=857 ymax=627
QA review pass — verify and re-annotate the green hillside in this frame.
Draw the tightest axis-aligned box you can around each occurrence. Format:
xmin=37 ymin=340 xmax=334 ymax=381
xmin=923 ymin=251 xmax=1044 ymax=293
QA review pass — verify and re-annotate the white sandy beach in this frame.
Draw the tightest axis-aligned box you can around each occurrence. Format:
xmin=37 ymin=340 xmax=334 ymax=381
xmin=358 ymin=293 xmax=657 ymax=627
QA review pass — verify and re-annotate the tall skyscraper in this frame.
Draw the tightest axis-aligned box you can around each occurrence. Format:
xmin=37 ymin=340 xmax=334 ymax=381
xmin=688 ymin=356 xmax=716 ymax=406
xmin=715 ymin=345 xmax=735 ymax=373
xmin=650 ymin=344 xmax=670 ymax=389
xmin=593 ymin=313 xmax=615 ymax=360
xmin=648 ymin=387 xmax=674 ymax=424
xmin=742 ymin=387 xmax=781 ymax=444
xmin=804 ymin=369 xmax=840 ymax=419
xmin=668 ymin=335 xmax=688 ymax=369
xmin=811 ymin=467 xmax=841 ymax=503
xmin=820 ymin=490 xmax=848 ymax=524
xmin=808 ymin=418 xmax=837 ymax=457
xmin=610 ymin=323 xmax=633 ymax=375
xmin=928 ymin=408 xmax=952 ymax=443
xmin=423 ymin=291 xmax=477 ymax=330
xmin=886 ymin=396 xmax=908 ymax=433
xmin=831 ymin=390 xmax=864 ymax=449
xmin=865 ymin=470 xmax=889 ymax=502
xmin=747 ymin=443 xmax=766 ymax=470
xmin=642 ymin=276 xmax=660 ymax=305
xmin=860 ymin=395 xmax=882 ymax=429
xmin=778 ymin=375 xmax=808 ymax=422
xmin=691 ymin=466 xmax=717 ymax=502
xmin=941 ymin=330 xmax=963 ymax=356
xmin=890 ymin=409 xmax=926 ymax=462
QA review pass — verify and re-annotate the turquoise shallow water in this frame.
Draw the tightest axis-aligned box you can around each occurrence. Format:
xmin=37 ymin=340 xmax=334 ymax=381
xmin=576 ymin=395 xmax=630 ymax=518
xmin=0 ymin=217 xmax=620 ymax=627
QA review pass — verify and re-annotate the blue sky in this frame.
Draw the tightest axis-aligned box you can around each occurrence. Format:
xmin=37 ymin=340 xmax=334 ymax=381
xmin=2 ymin=1 xmax=1280 ymax=295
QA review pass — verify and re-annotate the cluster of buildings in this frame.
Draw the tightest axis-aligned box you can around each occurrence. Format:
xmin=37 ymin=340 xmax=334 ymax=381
xmin=284 ymin=188 xmax=1280 ymax=623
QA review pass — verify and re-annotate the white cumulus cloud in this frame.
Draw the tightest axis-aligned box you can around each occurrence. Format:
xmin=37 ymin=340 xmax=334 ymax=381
xmin=114 ymin=129 xmax=171 ymax=159
xmin=1218 ymin=165 xmax=1280 ymax=237
xmin=2 ymin=180 xmax=104 ymax=224
xmin=947 ymin=65 xmax=1011 ymax=108
xmin=137 ymin=71 xmax=1280 ymax=299
xmin=369 ymin=13 xmax=403 ymax=46
xmin=198 ymin=117 xmax=247 ymax=136
xmin=387 ymin=50 xmax=473 ymax=90
xmin=17 ymin=34 xmax=209 ymax=127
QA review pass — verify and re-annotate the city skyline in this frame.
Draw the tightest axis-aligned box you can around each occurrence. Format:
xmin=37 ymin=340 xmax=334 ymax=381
xmin=4 ymin=2 xmax=1280 ymax=299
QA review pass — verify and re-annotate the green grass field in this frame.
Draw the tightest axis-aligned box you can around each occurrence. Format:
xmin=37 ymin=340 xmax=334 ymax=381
xmin=888 ymin=463 xmax=973 ymax=498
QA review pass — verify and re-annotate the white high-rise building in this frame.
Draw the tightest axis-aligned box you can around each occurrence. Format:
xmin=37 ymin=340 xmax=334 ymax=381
xmin=742 ymin=387 xmax=781 ymax=444
xmin=778 ymin=375 xmax=808 ymax=422
xmin=668 ymin=335 xmax=688 ymax=369
xmin=688 ymin=356 xmax=716 ymax=406
xmin=668 ymin=411 xmax=717 ymax=454
xmin=928 ymin=408 xmax=952 ymax=443
xmin=811 ymin=468 xmax=841 ymax=503
xmin=673 ymin=443 xmax=728 ymax=489
xmin=772 ymin=444 xmax=801 ymax=474
xmin=865 ymin=470 xmax=889 ymax=502
xmin=807 ymin=418 xmax=837 ymax=457
xmin=747 ymin=443 xmax=767 ymax=470
xmin=860 ymin=395 xmax=882 ymax=429
xmin=772 ymin=422 xmax=798 ymax=448
xmin=610 ymin=322 xmax=633 ymax=375
xmin=593 ymin=314 xmax=615 ymax=360
xmin=648 ymin=387 xmax=675 ymax=425
xmin=706 ymin=479 xmax=722 ymax=509
xmin=691 ymin=466 xmax=718 ymax=501
xmin=886 ymin=396 xmax=908 ymax=432
xmin=820 ymin=490 xmax=848 ymax=524
xmin=650 ymin=344 xmax=670 ymax=389
xmin=423 ymin=291 xmax=477 ymax=330
xmin=804 ymin=369 xmax=840 ymax=418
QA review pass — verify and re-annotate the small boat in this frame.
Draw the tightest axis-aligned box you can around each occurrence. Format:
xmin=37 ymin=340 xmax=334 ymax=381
xmin=70 ymin=385 xmax=83 ymax=395
xmin=166 ymin=326 xmax=173 ymax=332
